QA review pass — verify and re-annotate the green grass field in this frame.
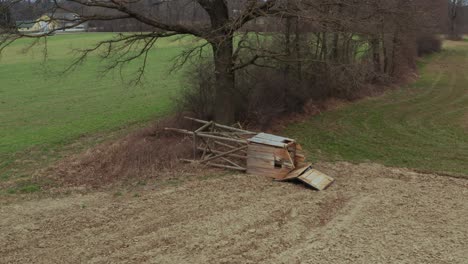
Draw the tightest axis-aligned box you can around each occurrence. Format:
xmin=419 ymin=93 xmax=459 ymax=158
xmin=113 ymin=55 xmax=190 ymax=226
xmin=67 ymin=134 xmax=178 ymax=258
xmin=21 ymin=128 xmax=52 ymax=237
xmin=1 ymin=34 xmax=467 ymax=190
xmin=286 ymin=41 xmax=468 ymax=175
xmin=0 ymin=33 xmax=195 ymax=179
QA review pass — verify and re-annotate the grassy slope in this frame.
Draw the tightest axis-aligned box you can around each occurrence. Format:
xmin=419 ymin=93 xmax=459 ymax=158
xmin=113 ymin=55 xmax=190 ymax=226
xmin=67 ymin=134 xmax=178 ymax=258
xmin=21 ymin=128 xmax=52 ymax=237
xmin=286 ymin=41 xmax=468 ymax=175
xmin=0 ymin=33 xmax=194 ymax=178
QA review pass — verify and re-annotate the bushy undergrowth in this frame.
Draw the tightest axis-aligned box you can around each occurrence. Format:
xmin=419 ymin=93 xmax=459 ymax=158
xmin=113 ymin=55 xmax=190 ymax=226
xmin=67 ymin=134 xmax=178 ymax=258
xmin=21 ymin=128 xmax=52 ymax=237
xmin=417 ymin=35 xmax=442 ymax=56
xmin=177 ymin=32 xmax=440 ymax=127
xmin=177 ymin=60 xmax=384 ymax=127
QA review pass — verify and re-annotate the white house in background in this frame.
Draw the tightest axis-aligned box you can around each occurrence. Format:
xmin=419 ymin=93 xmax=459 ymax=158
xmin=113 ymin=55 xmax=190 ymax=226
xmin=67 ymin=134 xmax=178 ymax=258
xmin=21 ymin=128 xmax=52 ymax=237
xmin=18 ymin=12 xmax=88 ymax=34
xmin=17 ymin=15 xmax=58 ymax=33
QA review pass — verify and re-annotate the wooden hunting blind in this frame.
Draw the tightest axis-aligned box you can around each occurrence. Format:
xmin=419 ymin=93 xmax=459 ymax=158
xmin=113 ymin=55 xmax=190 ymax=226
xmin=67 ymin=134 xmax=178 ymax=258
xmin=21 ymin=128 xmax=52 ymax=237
xmin=166 ymin=117 xmax=333 ymax=191
xmin=247 ymin=133 xmax=303 ymax=179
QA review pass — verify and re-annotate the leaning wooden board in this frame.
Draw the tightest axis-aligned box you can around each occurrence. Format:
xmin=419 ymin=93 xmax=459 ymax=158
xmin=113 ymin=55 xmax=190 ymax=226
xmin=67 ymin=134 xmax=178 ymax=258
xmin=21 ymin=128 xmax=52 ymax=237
xmin=277 ymin=164 xmax=335 ymax=191
xmin=297 ymin=169 xmax=334 ymax=190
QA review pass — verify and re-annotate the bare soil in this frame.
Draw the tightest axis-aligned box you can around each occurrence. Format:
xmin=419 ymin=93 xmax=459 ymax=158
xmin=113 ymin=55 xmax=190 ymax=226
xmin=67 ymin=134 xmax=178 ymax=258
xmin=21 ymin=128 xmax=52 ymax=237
xmin=1 ymin=162 xmax=467 ymax=264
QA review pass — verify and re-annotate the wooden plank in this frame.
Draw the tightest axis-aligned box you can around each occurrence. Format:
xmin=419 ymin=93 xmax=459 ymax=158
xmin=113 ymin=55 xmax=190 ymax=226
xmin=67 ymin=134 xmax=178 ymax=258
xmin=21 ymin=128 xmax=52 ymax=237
xmin=248 ymin=145 xmax=292 ymax=160
xmin=298 ymin=169 xmax=335 ymax=190
xmin=247 ymin=157 xmax=275 ymax=169
xmin=277 ymin=163 xmax=312 ymax=181
xmin=294 ymin=154 xmax=306 ymax=164
xmin=248 ymin=143 xmax=283 ymax=152
xmin=247 ymin=154 xmax=293 ymax=167
xmin=246 ymin=152 xmax=275 ymax=160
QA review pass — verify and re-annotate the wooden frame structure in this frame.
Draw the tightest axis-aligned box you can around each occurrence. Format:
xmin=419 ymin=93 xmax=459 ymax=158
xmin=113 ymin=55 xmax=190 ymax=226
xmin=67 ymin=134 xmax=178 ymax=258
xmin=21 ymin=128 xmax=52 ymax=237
xmin=165 ymin=117 xmax=255 ymax=171
xmin=166 ymin=117 xmax=335 ymax=191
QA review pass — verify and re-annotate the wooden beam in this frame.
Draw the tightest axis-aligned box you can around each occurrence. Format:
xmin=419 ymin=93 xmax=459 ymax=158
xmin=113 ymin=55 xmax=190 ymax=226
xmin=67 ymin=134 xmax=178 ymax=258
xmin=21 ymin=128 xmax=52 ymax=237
xmin=214 ymin=141 xmax=248 ymax=154
xmin=180 ymin=159 xmax=246 ymax=171
xmin=200 ymin=146 xmax=248 ymax=164
xmin=197 ymin=147 xmax=247 ymax=159
xmin=206 ymin=162 xmax=247 ymax=171
xmin=195 ymin=121 xmax=213 ymax=133
xmin=165 ymin=128 xmax=248 ymax=144
xmin=184 ymin=117 xmax=256 ymax=134
xmin=221 ymin=157 xmax=244 ymax=169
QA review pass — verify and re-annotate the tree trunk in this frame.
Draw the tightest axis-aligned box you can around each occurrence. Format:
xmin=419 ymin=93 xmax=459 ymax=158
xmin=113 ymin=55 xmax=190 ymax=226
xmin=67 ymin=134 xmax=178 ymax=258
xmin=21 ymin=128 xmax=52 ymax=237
xmin=294 ymin=17 xmax=302 ymax=82
xmin=331 ymin=33 xmax=339 ymax=61
xmin=197 ymin=0 xmax=237 ymax=124
xmin=448 ymin=1 xmax=461 ymax=40
xmin=370 ymin=36 xmax=381 ymax=72
xmin=212 ymin=38 xmax=236 ymax=124
xmin=321 ymin=32 xmax=328 ymax=61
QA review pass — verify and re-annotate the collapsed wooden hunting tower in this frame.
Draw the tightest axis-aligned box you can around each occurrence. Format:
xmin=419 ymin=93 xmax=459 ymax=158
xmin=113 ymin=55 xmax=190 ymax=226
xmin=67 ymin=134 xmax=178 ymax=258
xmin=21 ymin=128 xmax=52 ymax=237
xmin=166 ymin=117 xmax=305 ymax=178
xmin=167 ymin=117 xmax=333 ymax=190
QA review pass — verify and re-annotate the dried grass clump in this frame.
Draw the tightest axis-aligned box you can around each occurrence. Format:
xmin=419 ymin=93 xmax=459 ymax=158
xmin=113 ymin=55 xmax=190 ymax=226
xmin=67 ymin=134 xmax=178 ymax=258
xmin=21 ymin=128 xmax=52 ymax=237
xmin=43 ymin=117 xmax=194 ymax=187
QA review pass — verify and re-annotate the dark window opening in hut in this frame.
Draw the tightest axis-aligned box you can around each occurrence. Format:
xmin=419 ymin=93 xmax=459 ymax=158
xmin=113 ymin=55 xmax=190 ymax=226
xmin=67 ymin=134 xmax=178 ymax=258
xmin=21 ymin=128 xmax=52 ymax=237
xmin=274 ymin=160 xmax=283 ymax=169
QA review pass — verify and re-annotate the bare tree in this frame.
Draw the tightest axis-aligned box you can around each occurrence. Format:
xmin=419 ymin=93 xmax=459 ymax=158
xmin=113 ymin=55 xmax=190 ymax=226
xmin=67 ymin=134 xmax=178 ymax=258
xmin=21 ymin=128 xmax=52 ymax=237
xmin=1 ymin=0 xmax=284 ymax=124
xmin=0 ymin=0 xmax=446 ymax=124
xmin=448 ymin=0 xmax=467 ymax=40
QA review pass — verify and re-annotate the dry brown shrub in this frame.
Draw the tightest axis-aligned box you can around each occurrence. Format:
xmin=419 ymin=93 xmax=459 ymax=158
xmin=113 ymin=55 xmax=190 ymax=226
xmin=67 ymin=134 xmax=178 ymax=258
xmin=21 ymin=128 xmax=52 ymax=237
xmin=41 ymin=117 xmax=195 ymax=188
